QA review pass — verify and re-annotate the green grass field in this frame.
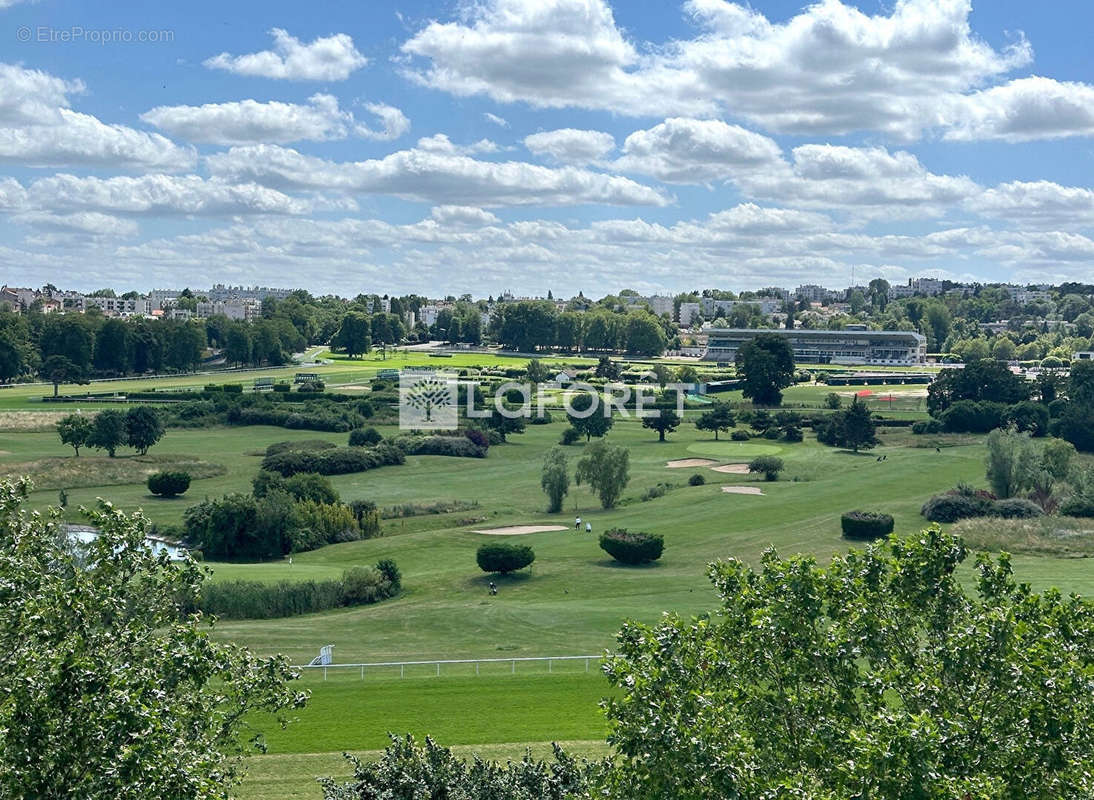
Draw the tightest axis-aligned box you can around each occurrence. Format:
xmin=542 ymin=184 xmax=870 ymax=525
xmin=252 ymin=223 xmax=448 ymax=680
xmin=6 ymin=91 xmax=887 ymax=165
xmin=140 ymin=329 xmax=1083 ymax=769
xmin=7 ymin=370 xmax=1093 ymax=800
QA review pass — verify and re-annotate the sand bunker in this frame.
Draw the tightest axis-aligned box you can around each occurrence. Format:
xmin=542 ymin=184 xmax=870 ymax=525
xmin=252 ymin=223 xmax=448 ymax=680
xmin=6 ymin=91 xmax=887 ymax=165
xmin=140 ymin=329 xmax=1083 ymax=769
xmin=473 ymin=525 xmax=569 ymax=535
xmin=666 ymin=458 xmax=718 ymax=468
xmin=710 ymin=463 xmax=749 ymax=474
xmin=721 ymin=486 xmax=765 ymax=496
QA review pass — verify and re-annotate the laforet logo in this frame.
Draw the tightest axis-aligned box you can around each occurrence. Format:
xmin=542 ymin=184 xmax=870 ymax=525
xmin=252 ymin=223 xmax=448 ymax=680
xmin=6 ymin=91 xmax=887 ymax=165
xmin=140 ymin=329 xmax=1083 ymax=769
xmin=399 ymin=373 xmax=458 ymax=430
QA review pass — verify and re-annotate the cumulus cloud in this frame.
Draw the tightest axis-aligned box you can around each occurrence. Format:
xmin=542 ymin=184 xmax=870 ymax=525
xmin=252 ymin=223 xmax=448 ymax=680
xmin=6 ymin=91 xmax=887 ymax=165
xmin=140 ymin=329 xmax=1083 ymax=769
xmin=0 ymin=109 xmax=195 ymax=170
xmin=204 ymin=28 xmax=368 ymax=81
xmin=205 ymin=143 xmax=670 ymax=207
xmin=967 ymin=181 xmax=1094 ymax=228
xmin=415 ymin=133 xmax=499 ymax=155
xmin=430 ymin=205 xmax=501 ymax=225
xmin=24 ymin=173 xmax=314 ymax=216
xmin=401 ymin=0 xmax=1031 ymax=140
xmin=141 ymin=94 xmax=409 ymax=146
xmin=0 ymin=63 xmax=194 ymax=170
xmin=740 ymin=145 xmax=979 ymax=217
xmin=524 ymin=128 xmax=615 ymax=164
xmin=0 ymin=63 xmax=79 ymax=126
xmin=612 ymin=118 xmax=781 ymax=183
xmin=357 ymin=103 xmax=410 ymax=141
xmin=944 ymin=77 xmax=1094 ymax=142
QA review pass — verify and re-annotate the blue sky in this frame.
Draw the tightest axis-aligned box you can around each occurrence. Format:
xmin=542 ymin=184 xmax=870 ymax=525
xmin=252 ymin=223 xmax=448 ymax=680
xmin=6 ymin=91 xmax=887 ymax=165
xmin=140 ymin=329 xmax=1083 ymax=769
xmin=2 ymin=0 xmax=1094 ymax=297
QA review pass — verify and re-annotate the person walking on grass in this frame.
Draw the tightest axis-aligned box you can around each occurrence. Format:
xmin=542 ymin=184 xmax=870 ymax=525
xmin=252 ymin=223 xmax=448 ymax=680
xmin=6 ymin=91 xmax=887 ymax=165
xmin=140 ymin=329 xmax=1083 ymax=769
xmin=575 ymin=516 xmax=581 ymax=530
xmin=585 ymin=522 xmax=592 ymax=534
xmin=489 ymin=581 xmax=497 ymax=596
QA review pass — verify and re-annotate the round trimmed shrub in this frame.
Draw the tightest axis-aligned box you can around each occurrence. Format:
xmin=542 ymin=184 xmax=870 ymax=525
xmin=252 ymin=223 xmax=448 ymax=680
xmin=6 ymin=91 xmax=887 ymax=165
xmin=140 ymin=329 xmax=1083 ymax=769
xmin=349 ymin=427 xmax=383 ymax=447
xmin=147 ymin=470 xmax=191 ymax=498
xmin=599 ymin=528 xmax=664 ymax=565
xmin=730 ymin=429 xmax=751 ymax=441
xmin=921 ymin=494 xmax=985 ymax=523
xmin=688 ymin=473 xmax=706 ymax=486
xmin=990 ymin=498 xmax=1043 ymax=519
xmin=841 ymin=510 xmax=894 ymax=540
xmin=476 ymin=542 xmax=535 ymax=574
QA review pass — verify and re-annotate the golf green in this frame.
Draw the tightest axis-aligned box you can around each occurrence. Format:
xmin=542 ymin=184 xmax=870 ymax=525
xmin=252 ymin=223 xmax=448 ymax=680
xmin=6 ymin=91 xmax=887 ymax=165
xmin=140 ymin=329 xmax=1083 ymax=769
xmin=686 ymin=441 xmax=783 ymax=459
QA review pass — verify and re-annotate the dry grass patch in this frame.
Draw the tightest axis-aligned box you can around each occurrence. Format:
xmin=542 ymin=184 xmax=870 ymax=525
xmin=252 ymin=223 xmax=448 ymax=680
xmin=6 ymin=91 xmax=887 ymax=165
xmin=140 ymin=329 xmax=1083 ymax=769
xmin=0 ymin=453 xmax=227 ymax=490
xmin=666 ymin=458 xmax=718 ymax=468
xmin=953 ymin=516 xmax=1094 ymax=558
xmin=0 ymin=411 xmax=98 ymax=432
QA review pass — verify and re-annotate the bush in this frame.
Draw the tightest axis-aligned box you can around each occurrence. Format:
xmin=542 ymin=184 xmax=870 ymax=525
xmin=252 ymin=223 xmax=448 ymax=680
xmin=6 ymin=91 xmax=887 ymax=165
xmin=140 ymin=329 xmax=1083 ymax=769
xmin=376 ymin=558 xmax=402 ymax=593
xmin=825 ymin=393 xmax=842 ymax=409
xmin=391 ymin=435 xmax=487 ymax=458
xmin=730 ymin=429 xmax=750 ymax=441
xmin=991 ymin=498 xmax=1044 ymax=519
xmin=341 ymin=566 xmax=391 ymax=605
xmin=688 ymin=473 xmax=706 ymax=486
xmin=348 ymin=427 xmax=382 ymax=447
xmin=912 ymin=419 xmax=944 ymax=435
xmin=261 ymin=441 xmax=405 ymax=477
xmin=464 ymin=428 xmax=489 ymax=450
xmin=223 ymin=384 xmax=243 ymax=394
xmin=1003 ymin=401 xmax=1050 ymax=437
xmin=762 ymin=428 xmax=781 ymax=440
xmin=200 ymin=579 xmax=344 ymax=619
xmin=841 ymin=510 xmax=895 ymax=540
xmin=782 ymin=425 xmax=804 ymax=442
xmin=147 ymin=470 xmax=191 ymax=498
xmin=748 ymin=455 xmax=784 ymax=481
xmin=530 ymin=409 xmax=554 ymax=425
xmin=350 ymin=500 xmax=382 ymax=538
xmin=921 ymin=494 xmax=987 ymax=523
xmin=1061 ymin=497 xmax=1094 ymax=518
xmin=265 ymin=439 xmax=338 ymax=457
xmin=940 ymin=400 xmax=1007 ymax=433
xmin=476 ymin=542 xmax=535 ymax=574
xmin=560 ymin=427 xmax=582 ymax=445
xmin=273 ymin=382 xmax=291 ymax=393
xmin=599 ymin=528 xmax=664 ymax=564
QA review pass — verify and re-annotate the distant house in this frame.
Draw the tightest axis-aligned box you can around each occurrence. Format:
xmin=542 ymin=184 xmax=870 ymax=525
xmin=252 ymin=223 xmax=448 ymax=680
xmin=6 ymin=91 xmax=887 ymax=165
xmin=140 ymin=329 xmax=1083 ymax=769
xmin=554 ymin=370 xmax=576 ymax=385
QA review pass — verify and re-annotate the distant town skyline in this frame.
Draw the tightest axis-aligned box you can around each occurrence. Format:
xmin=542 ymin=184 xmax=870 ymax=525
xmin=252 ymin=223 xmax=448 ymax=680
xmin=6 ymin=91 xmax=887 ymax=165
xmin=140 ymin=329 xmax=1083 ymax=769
xmin=2 ymin=1 xmax=1094 ymax=293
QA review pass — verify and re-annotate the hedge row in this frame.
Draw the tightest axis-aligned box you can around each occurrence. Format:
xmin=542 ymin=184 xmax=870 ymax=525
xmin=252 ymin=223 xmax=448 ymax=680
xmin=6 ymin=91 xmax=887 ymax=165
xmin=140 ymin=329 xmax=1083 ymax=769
xmin=199 ymin=560 xmax=400 ymax=619
xmin=261 ymin=441 xmax=405 ymax=477
xmin=921 ymin=490 xmax=1043 ymax=523
xmin=391 ymin=435 xmax=488 ymax=458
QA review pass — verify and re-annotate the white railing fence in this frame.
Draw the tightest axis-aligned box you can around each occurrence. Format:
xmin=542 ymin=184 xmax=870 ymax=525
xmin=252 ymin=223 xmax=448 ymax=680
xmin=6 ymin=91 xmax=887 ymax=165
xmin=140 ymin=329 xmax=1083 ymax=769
xmin=293 ymin=654 xmax=605 ymax=681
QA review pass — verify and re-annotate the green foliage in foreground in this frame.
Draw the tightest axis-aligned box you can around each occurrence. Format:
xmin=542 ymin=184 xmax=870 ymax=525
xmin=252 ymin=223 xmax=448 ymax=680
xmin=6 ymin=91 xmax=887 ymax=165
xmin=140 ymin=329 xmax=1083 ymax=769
xmin=0 ymin=478 xmax=305 ymax=799
xmin=602 ymin=528 xmax=1094 ymax=799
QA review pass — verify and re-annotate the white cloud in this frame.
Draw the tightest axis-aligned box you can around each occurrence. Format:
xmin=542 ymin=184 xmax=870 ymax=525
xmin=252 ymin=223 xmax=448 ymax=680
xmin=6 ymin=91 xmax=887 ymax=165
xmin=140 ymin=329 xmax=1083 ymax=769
xmin=205 ymin=143 xmax=670 ymax=207
xmin=0 ymin=177 xmax=27 ymax=210
xmin=967 ymin=181 xmax=1094 ymax=228
xmin=431 ymin=205 xmax=501 ymax=225
xmin=612 ymin=117 xmax=781 ymax=183
xmin=24 ymin=173 xmax=314 ymax=216
xmin=0 ymin=109 xmax=195 ymax=170
xmin=204 ymin=28 xmax=368 ymax=81
xmin=944 ymin=77 xmax=1094 ymax=142
xmin=740 ymin=144 xmax=979 ymax=217
xmin=415 ymin=133 xmax=499 ymax=155
xmin=0 ymin=63 xmax=79 ymax=126
xmin=357 ymin=103 xmax=410 ymax=141
xmin=401 ymin=0 xmax=1031 ymax=139
xmin=142 ymin=94 xmax=354 ymax=145
xmin=0 ymin=63 xmax=194 ymax=170
xmin=12 ymin=210 xmax=139 ymax=238
xmin=524 ymin=128 xmax=615 ymax=164
xmin=483 ymin=112 xmax=509 ymax=128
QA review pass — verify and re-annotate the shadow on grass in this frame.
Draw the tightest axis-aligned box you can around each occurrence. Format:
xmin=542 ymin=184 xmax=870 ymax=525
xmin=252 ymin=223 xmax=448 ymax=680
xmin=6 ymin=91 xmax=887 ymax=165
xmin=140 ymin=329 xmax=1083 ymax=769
xmin=590 ymin=559 xmax=663 ymax=570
